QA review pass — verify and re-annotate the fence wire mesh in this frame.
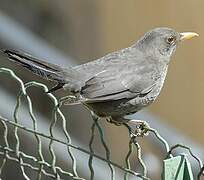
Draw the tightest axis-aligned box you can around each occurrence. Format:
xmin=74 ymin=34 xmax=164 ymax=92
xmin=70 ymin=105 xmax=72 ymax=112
xmin=0 ymin=67 xmax=203 ymax=180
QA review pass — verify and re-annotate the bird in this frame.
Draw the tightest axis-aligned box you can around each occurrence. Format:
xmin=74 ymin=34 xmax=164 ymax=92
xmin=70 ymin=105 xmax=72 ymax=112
xmin=2 ymin=27 xmax=198 ymax=136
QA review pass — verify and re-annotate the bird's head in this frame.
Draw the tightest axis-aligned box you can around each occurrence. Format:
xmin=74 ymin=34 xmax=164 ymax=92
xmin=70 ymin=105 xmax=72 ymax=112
xmin=136 ymin=27 xmax=198 ymax=63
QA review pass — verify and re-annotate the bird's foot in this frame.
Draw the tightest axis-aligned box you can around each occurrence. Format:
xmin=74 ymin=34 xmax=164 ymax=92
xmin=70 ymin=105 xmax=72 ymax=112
xmin=59 ymin=95 xmax=78 ymax=106
xmin=128 ymin=120 xmax=150 ymax=137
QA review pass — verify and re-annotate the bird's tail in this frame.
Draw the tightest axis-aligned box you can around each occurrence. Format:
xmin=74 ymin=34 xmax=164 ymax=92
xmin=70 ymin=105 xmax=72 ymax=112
xmin=2 ymin=49 xmax=67 ymax=92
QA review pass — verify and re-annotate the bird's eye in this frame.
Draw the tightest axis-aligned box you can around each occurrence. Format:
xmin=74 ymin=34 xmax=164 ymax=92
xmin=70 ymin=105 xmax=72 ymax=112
xmin=167 ymin=36 xmax=176 ymax=44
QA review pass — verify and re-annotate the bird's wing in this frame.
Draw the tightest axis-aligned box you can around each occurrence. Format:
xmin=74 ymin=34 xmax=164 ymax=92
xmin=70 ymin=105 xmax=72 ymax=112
xmin=81 ymin=64 xmax=157 ymax=102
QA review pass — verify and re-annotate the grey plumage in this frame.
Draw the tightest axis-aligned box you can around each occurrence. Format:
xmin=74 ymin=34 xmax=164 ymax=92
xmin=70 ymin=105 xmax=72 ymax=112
xmin=2 ymin=27 xmax=198 ymax=123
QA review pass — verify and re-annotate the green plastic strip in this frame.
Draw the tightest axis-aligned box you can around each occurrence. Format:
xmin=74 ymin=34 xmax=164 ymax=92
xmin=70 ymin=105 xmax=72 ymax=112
xmin=162 ymin=154 xmax=194 ymax=180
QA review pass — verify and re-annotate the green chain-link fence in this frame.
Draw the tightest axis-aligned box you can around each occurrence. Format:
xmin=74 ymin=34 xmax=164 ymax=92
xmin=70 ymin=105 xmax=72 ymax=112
xmin=0 ymin=67 xmax=203 ymax=180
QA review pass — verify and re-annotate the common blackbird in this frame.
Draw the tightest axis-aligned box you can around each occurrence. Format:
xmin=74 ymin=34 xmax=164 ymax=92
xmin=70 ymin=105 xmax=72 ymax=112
xmin=3 ymin=27 xmax=198 ymax=135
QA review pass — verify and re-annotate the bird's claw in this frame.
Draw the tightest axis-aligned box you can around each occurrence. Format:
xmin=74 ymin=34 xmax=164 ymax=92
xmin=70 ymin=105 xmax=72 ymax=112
xmin=128 ymin=120 xmax=150 ymax=137
xmin=106 ymin=117 xmax=122 ymax=126
xmin=60 ymin=95 xmax=78 ymax=105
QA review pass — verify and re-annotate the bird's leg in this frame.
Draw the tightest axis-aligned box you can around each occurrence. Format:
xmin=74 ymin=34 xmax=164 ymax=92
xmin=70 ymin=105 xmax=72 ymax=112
xmin=113 ymin=117 xmax=150 ymax=137
xmin=105 ymin=116 xmax=150 ymax=136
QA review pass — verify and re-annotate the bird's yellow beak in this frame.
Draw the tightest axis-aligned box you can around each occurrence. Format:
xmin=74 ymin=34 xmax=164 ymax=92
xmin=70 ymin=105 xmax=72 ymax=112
xmin=180 ymin=32 xmax=199 ymax=41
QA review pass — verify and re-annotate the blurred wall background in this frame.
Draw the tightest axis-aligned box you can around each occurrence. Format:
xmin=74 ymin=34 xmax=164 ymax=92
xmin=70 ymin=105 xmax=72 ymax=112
xmin=0 ymin=0 xmax=203 ymax=179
